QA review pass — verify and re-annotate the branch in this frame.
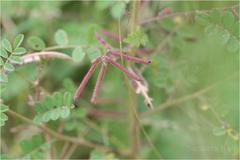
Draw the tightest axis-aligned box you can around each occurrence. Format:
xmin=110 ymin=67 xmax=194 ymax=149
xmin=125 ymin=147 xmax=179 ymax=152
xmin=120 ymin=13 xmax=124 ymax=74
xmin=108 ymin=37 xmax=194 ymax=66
xmin=141 ymin=72 xmax=237 ymax=117
xmin=6 ymin=109 xmax=111 ymax=152
xmin=140 ymin=4 xmax=239 ymax=25
xmin=21 ymin=51 xmax=73 ymax=64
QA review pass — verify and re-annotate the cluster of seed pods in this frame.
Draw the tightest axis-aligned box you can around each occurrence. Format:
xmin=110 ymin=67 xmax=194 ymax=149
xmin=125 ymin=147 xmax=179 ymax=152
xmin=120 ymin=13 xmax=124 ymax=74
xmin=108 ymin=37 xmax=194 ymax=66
xmin=74 ymin=32 xmax=151 ymax=104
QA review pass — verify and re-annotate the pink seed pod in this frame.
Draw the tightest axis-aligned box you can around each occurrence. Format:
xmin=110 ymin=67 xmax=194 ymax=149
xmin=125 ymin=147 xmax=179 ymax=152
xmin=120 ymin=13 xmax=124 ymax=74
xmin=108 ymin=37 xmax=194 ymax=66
xmin=110 ymin=51 xmax=151 ymax=64
xmin=91 ymin=63 xmax=107 ymax=104
xmin=95 ymin=32 xmax=111 ymax=50
xmin=74 ymin=59 xmax=100 ymax=101
xmin=106 ymin=57 xmax=142 ymax=81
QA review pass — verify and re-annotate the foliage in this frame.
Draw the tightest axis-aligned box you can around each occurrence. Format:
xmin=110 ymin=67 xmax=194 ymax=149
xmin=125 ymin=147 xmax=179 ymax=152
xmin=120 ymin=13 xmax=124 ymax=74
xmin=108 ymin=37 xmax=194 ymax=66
xmin=27 ymin=36 xmax=46 ymax=51
xmin=20 ymin=134 xmax=50 ymax=159
xmin=33 ymin=91 xmax=73 ymax=124
xmin=124 ymin=27 xmax=149 ymax=47
xmin=0 ymin=104 xmax=9 ymax=127
xmin=72 ymin=47 xmax=86 ymax=63
xmin=54 ymin=29 xmax=69 ymax=46
xmin=195 ymin=10 xmax=239 ymax=52
xmin=1 ymin=1 xmax=239 ymax=160
xmin=90 ymin=150 xmax=118 ymax=160
xmin=1 ymin=34 xmax=26 ymax=83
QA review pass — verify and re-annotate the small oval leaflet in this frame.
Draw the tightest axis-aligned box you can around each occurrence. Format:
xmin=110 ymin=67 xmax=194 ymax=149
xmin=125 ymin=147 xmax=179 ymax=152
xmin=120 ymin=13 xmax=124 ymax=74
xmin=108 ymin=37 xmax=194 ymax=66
xmin=54 ymin=29 xmax=69 ymax=45
xmin=27 ymin=36 xmax=46 ymax=51
xmin=4 ymin=63 xmax=15 ymax=72
xmin=0 ymin=48 xmax=8 ymax=58
xmin=13 ymin=34 xmax=24 ymax=49
xmin=72 ymin=47 xmax=86 ymax=62
xmin=2 ymin=39 xmax=12 ymax=52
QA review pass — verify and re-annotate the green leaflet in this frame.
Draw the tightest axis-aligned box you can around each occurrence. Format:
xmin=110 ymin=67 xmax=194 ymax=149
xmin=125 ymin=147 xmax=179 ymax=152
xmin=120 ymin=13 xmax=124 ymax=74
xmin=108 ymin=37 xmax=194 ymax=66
xmin=90 ymin=150 xmax=119 ymax=160
xmin=27 ymin=36 xmax=45 ymax=51
xmin=1 ymin=34 xmax=26 ymax=83
xmin=20 ymin=134 xmax=50 ymax=159
xmin=0 ymin=104 xmax=9 ymax=127
xmin=110 ymin=2 xmax=126 ymax=19
xmin=54 ymin=29 xmax=69 ymax=45
xmin=4 ymin=63 xmax=15 ymax=72
xmin=124 ymin=27 xmax=149 ymax=48
xmin=13 ymin=47 xmax=26 ymax=55
xmin=33 ymin=91 xmax=73 ymax=124
xmin=72 ymin=47 xmax=86 ymax=62
xmin=2 ymin=39 xmax=12 ymax=52
xmin=13 ymin=34 xmax=24 ymax=48
xmin=86 ymin=46 xmax=101 ymax=62
xmin=0 ymin=48 xmax=8 ymax=58
xmin=195 ymin=10 xmax=239 ymax=53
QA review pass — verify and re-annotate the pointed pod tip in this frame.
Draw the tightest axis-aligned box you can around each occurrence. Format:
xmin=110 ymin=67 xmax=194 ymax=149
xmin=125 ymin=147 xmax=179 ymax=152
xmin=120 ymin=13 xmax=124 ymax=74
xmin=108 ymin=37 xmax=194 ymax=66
xmin=147 ymin=60 xmax=152 ymax=64
xmin=90 ymin=98 xmax=97 ymax=104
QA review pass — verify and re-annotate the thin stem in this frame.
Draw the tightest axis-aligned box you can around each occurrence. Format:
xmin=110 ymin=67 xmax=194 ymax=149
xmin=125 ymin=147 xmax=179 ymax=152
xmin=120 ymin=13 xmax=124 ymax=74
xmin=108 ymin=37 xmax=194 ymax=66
xmin=130 ymin=0 xmax=140 ymax=32
xmin=101 ymin=28 xmax=121 ymax=42
xmin=141 ymin=72 xmax=238 ymax=117
xmin=128 ymin=0 xmax=141 ymax=158
xmin=95 ymin=32 xmax=111 ymax=50
xmin=106 ymin=57 xmax=142 ymax=81
xmin=7 ymin=109 xmax=110 ymax=151
xmin=44 ymin=44 xmax=89 ymax=51
xmin=21 ymin=51 xmax=73 ymax=64
xmin=110 ymin=51 xmax=151 ymax=64
xmin=60 ymin=142 xmax=71 ymax=160
xmin=141 ymin=85 xmax=215 ymax=117
xmin=91 ymin=63 xmax=107 ymax=104
xmin=65 ymin=144 xmax=78 ymax=159
xmin=140 ymin=4 xmax=239 ymax=25
xmin=74 ymin=58 xmax=100 ymax=101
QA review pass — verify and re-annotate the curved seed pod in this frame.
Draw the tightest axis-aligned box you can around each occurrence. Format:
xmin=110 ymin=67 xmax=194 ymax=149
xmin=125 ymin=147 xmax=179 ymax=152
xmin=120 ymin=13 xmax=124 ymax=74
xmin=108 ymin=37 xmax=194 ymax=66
xmin=106 ymin=57 xmax=142 ymax=81
xmin=91 ymin=63 xmax=107 ymax=104
xmin=74 ymin=58 xmax=100 ymax=101
xmin=95 ymin=32 xmax=111 ymax=50
xmin=110 ymin=51 xmax=151 ymax=64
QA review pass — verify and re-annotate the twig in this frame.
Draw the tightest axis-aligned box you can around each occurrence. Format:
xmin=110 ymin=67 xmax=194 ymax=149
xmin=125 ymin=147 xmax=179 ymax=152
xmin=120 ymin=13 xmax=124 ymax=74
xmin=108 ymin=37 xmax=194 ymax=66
xmin=60 ymin=142 xmax=71 ymax=160
xmin=141 ymin=85 xmax=215 ymax=117
xmin=109 ymin=51 xmax=151 ymax=64
xmin=106 ymin=57 xmax=142 ymax=81
xmin=141 ymin=73 xmax=237 ymax=117
xmin=21 ymin=51 xmax=73 ymax=64
xmin=128 ymin=1 xmax=141 ymax=158
xmin=101 ymin=29 xmax=121 ymax=42
xmin=91 ymin=63 xmax=107 ymax=104
xmin=65 ymin=144 xmax=78 ymax=159
xmin=44 ymin=44 xmax=89 ymax=51
xmin=6 ymin=109 xmax=112 ymax=152
xmin=140 ymin=4 xmax=239 ymax=25
xmin=87 ymin=108 xmax=124 ymax=118
xmin=74 ymin=58 xmax=101 ymax=101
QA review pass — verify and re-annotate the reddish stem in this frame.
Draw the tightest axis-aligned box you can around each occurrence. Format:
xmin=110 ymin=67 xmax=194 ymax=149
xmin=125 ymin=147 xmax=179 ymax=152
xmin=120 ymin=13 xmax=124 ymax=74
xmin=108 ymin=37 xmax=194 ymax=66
xmin=109 ymin=51 xmax=151 ymax=64
xmin=136 ymin=48 xmax=155 ymax=55
xmin=106 ymin=57 xmax=142 ymax=81
xmin=95 ymin=32 xmax=111 ymax=50
xmin=74 ymin=59 xmax=100 ymax=101
xmin=91 ymin=63 xmax=107 ymax=104
xmin=101 ymin=29 xmax=121 ymax=42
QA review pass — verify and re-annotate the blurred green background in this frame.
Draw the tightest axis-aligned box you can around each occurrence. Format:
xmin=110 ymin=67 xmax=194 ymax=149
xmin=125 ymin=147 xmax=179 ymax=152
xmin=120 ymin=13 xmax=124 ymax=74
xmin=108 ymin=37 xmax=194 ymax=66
xmin=0 ymin=1 xmax=239 ymax=159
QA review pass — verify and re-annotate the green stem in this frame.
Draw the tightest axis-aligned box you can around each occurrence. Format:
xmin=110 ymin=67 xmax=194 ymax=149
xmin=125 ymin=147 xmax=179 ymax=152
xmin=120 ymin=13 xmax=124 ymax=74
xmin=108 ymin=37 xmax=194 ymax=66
xmin=128 ymin=0 xmax=140 ymax=158
xmin=6 ymin=109 xmax=112 ymax=152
